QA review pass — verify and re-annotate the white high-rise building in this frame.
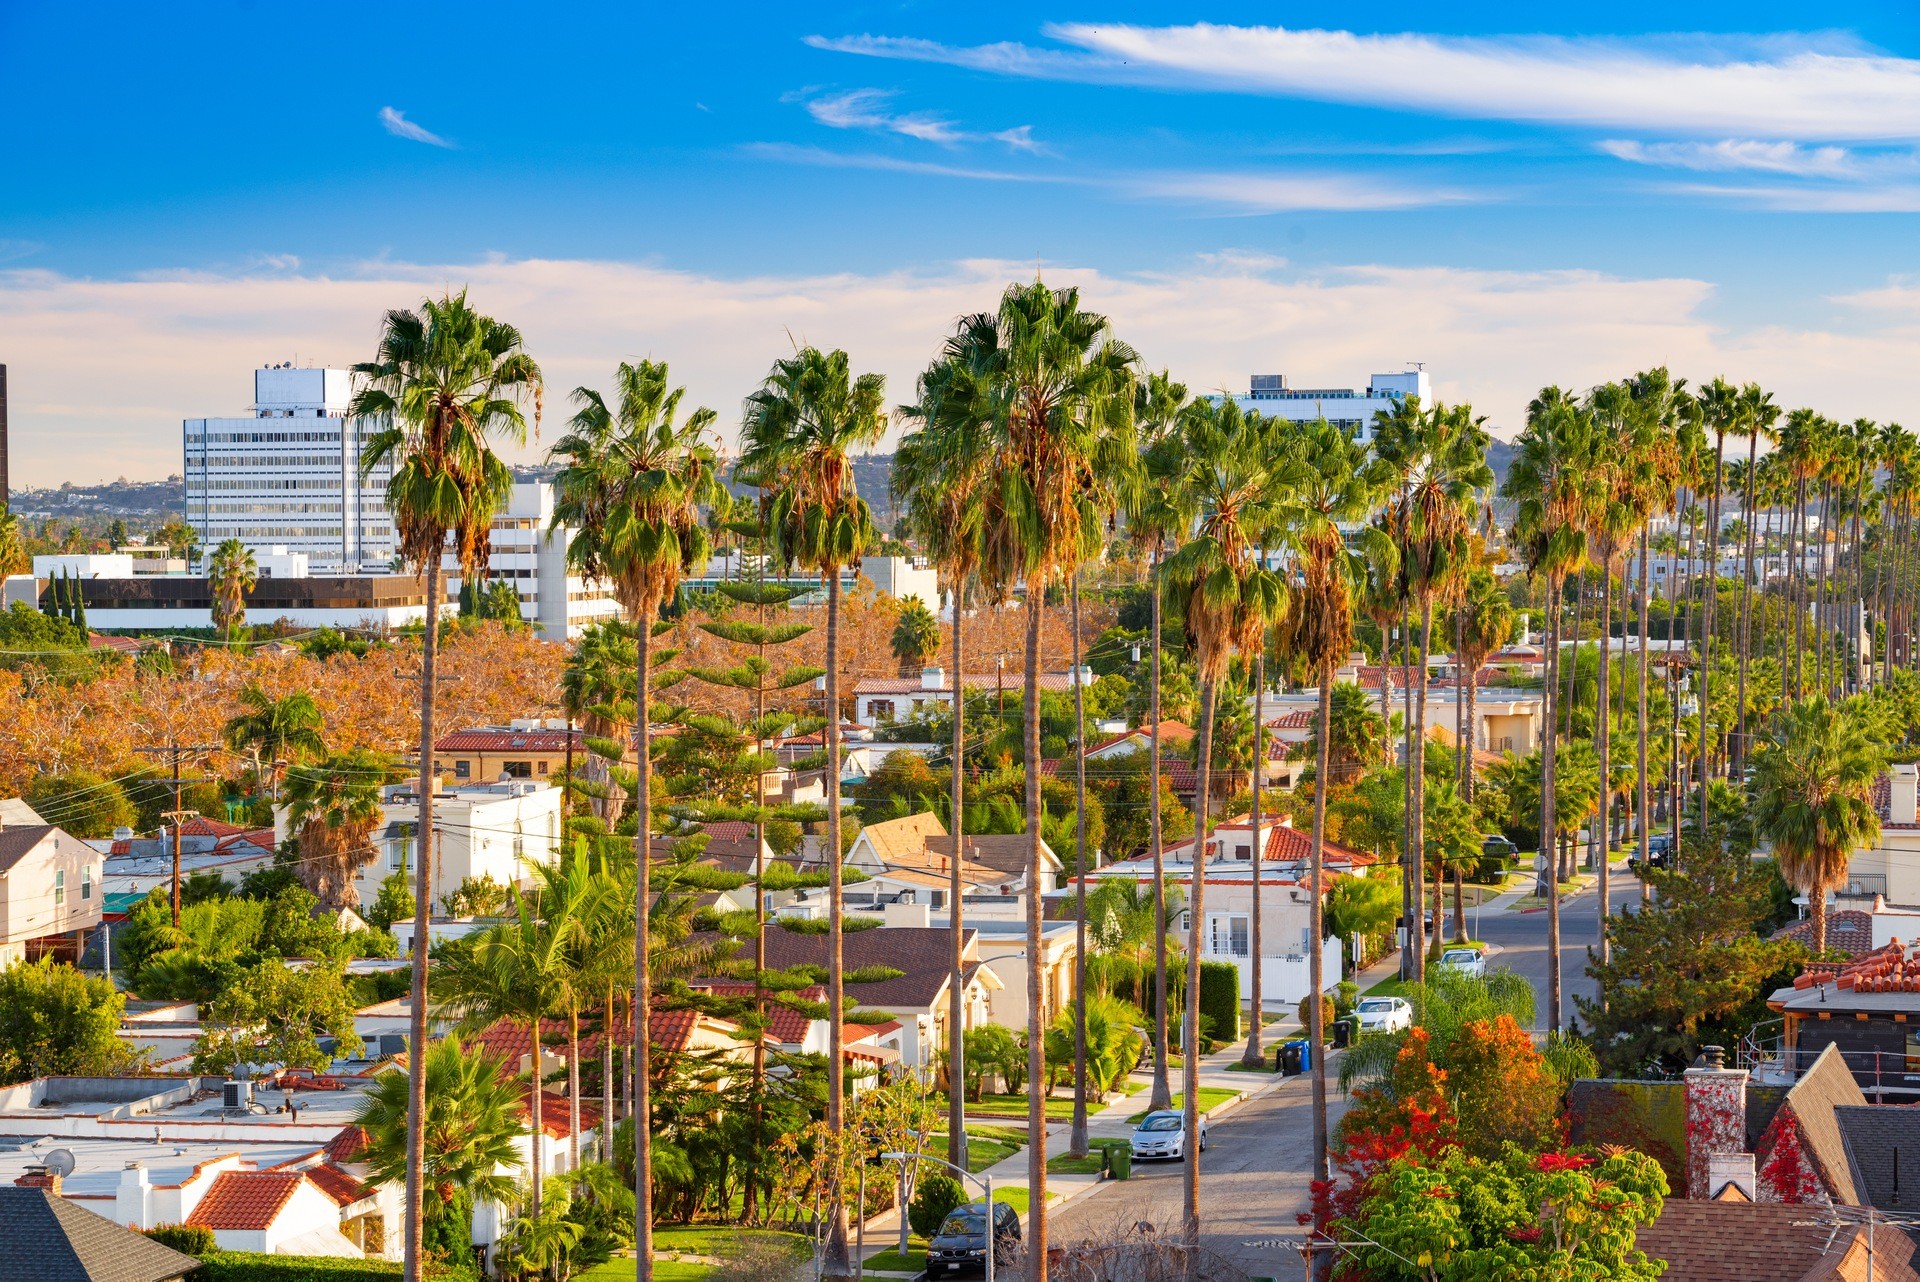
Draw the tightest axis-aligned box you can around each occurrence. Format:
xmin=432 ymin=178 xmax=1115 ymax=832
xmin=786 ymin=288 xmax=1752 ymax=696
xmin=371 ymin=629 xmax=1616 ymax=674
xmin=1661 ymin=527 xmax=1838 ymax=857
xmin=1225 ymin=368 xmax=1432 ymax=445
xmin=182 ymin=365 xmax=395 ymax=568
xmin=444 ymin=481 xmax=624 ymax=641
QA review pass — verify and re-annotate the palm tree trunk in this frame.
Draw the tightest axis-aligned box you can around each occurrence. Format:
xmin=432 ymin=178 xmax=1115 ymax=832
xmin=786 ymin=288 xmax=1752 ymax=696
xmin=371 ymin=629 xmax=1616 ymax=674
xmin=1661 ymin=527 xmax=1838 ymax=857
xmin=1307 ymin=665 xmax=1334 ymax=1282
xmin=1812 ymin=875 xmax=1830 ymax=956
xmin=1414 ymin=598 xmax=1434 ymax=955
xmin=1241 ymin=648 xmax=1268 ymax=1068
xmin=1595 ymin=562 xmax=1611 ymax=968
xmin=1542 ymin=573 xmax=1562 ymax=1036
xmin=402 ymin=554 xmax=440 ymax=1282
xmin=634 ymin=615 xmax=655 ymax=1282
xmin=1737 ymin=448 xmax=1759 ymax=776
xmin=947 ymin=581 xmax=969 ymax=1172
xmin=1183 ymin=675 xmax=1216 ymax=1257
xmin=1021 ymin=588 xmax=1050 ymax=1282
xmin=1452 ymin=869 xmax=1467 ymax=945
xmin=530 ymin=1027 xmax=545 ymax=1212
xmin=1464 ymin=648 xmax=1479 ymax=803
xmin=569 ymin=1005 xmax=582 ymax=1176
xmin=1794 ymin=473 xmax=1808 ymax=692
xmin=1703 ymin=434 xmax=1726 ymax=827
xmin=1148 ymin=553 xmax=1173 ymax=1114
xmin=1852 ymin=477 xmax=1867 ymax=693
xmin=1069 ymin=572 xmax=1091 ymax=1159
xmin=1403 ymin=605 xmax=1423 ymax=984
xmin=602 ymin=985 xmax=615 ymax=1169
xmin=823 ymin=569 xmax=850 ymax=1278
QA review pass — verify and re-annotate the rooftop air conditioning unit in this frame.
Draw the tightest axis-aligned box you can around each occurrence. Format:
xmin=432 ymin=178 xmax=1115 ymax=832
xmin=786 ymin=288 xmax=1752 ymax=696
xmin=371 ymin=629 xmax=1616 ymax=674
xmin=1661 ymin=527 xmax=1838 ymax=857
xmin=222 ymin=1079 xmax=252 ymax=1110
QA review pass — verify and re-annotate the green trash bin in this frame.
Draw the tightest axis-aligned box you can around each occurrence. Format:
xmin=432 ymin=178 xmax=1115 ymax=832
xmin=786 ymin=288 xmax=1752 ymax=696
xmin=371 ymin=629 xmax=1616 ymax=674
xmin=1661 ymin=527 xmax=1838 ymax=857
xmin=1108 ymin=1145 xmax=1131 ymax=1181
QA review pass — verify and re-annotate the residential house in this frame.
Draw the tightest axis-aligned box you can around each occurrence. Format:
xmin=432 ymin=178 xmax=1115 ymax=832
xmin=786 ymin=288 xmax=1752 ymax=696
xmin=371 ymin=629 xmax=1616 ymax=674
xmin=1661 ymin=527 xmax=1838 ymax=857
xmin=1841 ymin=765 xmax=1920 ymax=905
xmin=852 ymin=666 xmax=1085 ymax=729
xmin=2 ymin=1183 xmax=200 ymax=1282
xmin=1762 ymin=941 xmax=1920 ymax=1096
xmin=688 ymin=981 xmax=905 ymax=1075
xmin=99 ymin=816 xmax=277 ymax=909
xmin=747 ymin=926 xmax=1002 ymax=1070
xmin=433 ymin=721 xmax=589 ymax=786
xmin=0 ymin=800 xmax=103 ymax=967
xmin=1086 ymin=814 xmax=1355 ymax=1006
xmin=1636 ymin=1199 xmax=1920 ymax=1282
xmin=845 ymin=812 xmax=1067 ymax=899
xmin=1083 ymin=720 xmax=1196 ymax=761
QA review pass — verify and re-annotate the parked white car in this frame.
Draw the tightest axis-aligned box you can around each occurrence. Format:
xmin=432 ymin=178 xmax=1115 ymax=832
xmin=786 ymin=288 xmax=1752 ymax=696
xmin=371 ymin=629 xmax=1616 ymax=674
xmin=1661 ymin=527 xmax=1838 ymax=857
xmin=1439 ymin=948 xmax=1486 ymax=980
xmin=1130 ymin=1109 xmax=1209 ymax=1161
xmin=1353 ymin=996 xmax=1413 ymax=1033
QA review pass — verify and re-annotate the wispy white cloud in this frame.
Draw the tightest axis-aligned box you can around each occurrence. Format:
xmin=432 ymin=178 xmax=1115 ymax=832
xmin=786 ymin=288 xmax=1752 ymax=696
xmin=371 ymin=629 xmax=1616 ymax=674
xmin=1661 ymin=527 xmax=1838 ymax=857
xmin=809 ymin=25 xmax=1920 ymax=141
xmin=13 ymin=254 xmax=1918 ymax=485
xmin=742 ymin=143 xmax=1044 ymax=183
xmin=800 ymin=88 xmax=1043 ymax=152
xmin=379 ymin=106 xmax=454 ymax=148
xmin=1599 ymin=138 xmax=1859 ymax=176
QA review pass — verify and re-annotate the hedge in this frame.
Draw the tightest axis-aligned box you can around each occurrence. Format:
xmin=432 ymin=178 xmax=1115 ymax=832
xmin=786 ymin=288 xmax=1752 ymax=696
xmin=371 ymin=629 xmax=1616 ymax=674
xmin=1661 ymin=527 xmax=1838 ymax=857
xmin=1198 ymin=960 xmax=1240 ymax=1046
xmin=195 ymin=1253 xmax=405 ymax=1282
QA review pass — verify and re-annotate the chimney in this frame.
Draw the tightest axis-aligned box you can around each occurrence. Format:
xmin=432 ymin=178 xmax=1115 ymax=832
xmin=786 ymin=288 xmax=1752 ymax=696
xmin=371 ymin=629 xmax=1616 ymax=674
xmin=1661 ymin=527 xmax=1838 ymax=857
xmin=921 ymin=666 xmax=945 ymax=691
xmin=1071 ymin=665 xmax=1093 ymax=688
xmin=15 ymin=1166 xmax=59 ymax=1193
xmin=1684 ymin=1045 xmax=1750 ymax=1200
xmin=1893 ymin=764 xmax=1918 ymax=825
xmin=1707 ymin=1151 xmax=1757 ymax=1201
xmin=116 ymin=1161 xmax=151 ymax=1229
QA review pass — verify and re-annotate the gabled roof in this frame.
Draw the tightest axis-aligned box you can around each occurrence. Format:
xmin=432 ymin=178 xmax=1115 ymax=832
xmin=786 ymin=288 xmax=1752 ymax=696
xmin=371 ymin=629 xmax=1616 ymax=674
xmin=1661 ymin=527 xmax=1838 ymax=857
xmin=1780 ymin=1043 xmax=1869 ymax=1206
xmin=1086 ymin=720 xmax=1195 ymax=754
xmin=321 ymin=1125 xmax=368 ymax=1163
xmin=752 ymin=926 xmax=979 ymax=1010
xmin=300 ymin=1161 xmax=370 ymax=1207
xmin=436 ymin=726 xmax=583 ymax=753
xmin=926 ymin=834 xmax=1058 ymax=879
xmin=0 ymin=824 xmax=57 ymax=873
xmin=1773 ymin=910 xmax=1874 ymax=958
xmin=857 ymin=812 xmax=949 ymax=864
xmin=1837 ymin=1104 xmax=1920 ymax=1212
xmin=185 ymin=1169 xmax=307 ymax=1230
xmin=0 ymin=1187 xmax=201 ymax=1282
xmin=1635 ymin=1199 xmax=1920 ymax=1282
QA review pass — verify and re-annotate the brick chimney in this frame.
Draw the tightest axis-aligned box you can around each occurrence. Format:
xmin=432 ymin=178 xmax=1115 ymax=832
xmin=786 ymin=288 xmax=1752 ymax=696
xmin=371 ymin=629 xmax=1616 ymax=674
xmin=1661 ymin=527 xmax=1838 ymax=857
xmin=15 ymin=1165 xmax=60 ymax=1193
xmin=1685 ymin=1045 xmax=1750 ymax=1199
xmin=1708 ymin=1151 xmax=1757 ymax=1201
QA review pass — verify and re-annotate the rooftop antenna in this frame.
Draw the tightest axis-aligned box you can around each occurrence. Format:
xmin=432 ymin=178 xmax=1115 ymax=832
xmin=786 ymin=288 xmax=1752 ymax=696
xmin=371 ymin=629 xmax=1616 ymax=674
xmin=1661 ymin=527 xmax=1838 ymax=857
xmin=1408 ymin=361 xmax=1426 ymax=371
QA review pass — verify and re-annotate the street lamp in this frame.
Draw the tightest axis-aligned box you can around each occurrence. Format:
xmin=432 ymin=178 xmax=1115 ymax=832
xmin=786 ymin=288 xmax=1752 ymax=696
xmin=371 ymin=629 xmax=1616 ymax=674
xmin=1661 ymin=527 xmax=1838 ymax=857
xmin=879 ymin=1150 xmax=997 ymax=1282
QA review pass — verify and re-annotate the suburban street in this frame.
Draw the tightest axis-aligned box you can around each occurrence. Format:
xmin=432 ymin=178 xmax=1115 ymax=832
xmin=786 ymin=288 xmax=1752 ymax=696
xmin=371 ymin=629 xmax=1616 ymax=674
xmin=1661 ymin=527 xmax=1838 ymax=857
xmin=1468 ymin=865 xmax=1646 ymax=1031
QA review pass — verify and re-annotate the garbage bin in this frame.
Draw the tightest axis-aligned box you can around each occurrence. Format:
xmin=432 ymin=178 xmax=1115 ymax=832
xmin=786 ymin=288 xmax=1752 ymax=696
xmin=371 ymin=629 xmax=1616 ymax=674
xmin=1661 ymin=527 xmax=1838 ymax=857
xmin=1108 ymin=1145 xmax=1131 ymax=1181
xmin=1332 ymin=1018 xmax=1353 ymax=1050
xmin=1279 ymin=1039 xmax=1304 ymax=1076
xmin=1298 ymin=1039 xmax=1313 ymax=1073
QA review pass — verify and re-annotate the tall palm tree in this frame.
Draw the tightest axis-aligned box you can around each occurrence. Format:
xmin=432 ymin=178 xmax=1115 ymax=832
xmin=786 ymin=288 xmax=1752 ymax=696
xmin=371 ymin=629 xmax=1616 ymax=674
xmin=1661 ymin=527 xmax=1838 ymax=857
xmin=354 ymin=1036 xmax=525 ymax=1230
xmin=1453 ymin=567 xmax=1513 ymax=805
xmin=1777 ymin=408 xmax=1825 ymax=695
xmin=207 ymin=537 xmax=257 ymax=640
xmin=1840 ymin=420 xmax=1877 ymax=694
xmin=1734 ymin=384 xmax=1779 ymax=776
xmin=560 ymin=623 xmax=637 ymax=826
xmin=1274 ymin=417 xmax=1392 ymax=1278
xmin=1504 ymin=389 xmax=1603 ymax=1035
xmin=1750 ymin=697 xmax=1886 ymax=953
xmin=739 ymin=345 xmax=886 ymax=1276
xmin=1697 ymin=377 xmax=1740 ymax=771
xmin=282 ymin=750 xmax=397 ymax=910
xmin=965 ymin=281 xmax=1137 ymax=1281
xmin=548 ymin=358 xmax=718 ymax=1276
xmin=1163 ymin=399 xmax=1290 ymax=1246
xmin=895 ymin=342 xmax=993 ymax=1171
xmin=1373 ymin=399 xmax=1493 ymax=983
xmin=350 ymin=291 xmax=540 ymax=1282
xmin=223 ymin=684 xmax=326 ymax=800
xmin=1121 ymin=370 xmax=1192 ymax=1113
xmin=889 ymin=596 xmax=941 ymax=676
xmin=1879 ymin=425 xmax=1919 ymax=682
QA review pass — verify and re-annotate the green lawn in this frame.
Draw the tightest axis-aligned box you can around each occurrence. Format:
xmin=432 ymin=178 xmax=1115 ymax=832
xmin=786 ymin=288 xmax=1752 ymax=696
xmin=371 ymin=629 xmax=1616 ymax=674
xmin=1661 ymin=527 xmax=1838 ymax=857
xmin=949 ymin=1092 xmax=1080 ymax=1119
xmin=1046 ymin=1137 xmax=1129 ymax=1175
xmin=928 ymin=1127 xmax=1022 ymax=1173
xmin=1363 ymin=976 xmax=1415 ymax=998
xmin=1119 ymin=1077 xmax=1148 ymax=1095
xmin=1125 ymin=1088 xmax=1240 ymax=1124
xmin=649 ymin=1227 xmax=810 ymax=1257
xmin=581 ymin=1264 xmax=711 ymax=1282
xmin=1225 ymin=1058 xmax=1277 ymax=1074
xmin=865 ymin=1246 xmax=927 ymax=1273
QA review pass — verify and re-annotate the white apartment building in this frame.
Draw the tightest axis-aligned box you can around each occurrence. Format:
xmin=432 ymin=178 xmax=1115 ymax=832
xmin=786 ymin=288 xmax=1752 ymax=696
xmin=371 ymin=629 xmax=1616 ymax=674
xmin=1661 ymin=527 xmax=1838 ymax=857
xmin=1225 ymin=368 xmax=1432 ymax=445
xmin=443 ymin=481 xmax=623 ymax=641
xmin=183 ymin=365 xmax=395 ymax=569
xmin=330 ymin=779 xmax=563 ymax=914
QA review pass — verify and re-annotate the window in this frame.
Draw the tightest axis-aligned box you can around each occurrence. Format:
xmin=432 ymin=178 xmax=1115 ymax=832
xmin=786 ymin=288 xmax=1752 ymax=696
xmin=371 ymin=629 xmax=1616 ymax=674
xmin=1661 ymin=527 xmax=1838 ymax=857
xmin=53 ymin=870 xmax=65 ymax=908
xmin=81 ymin=865 xmax=91 ymax=901
xmin=1209 ymin=914 xmax=1250 ymax=957
xmin=868 ymin=699 xmax=895 ymax=721
xmin=389 ymin=838 xmax=414 ymax=873
xmin=503 ymin=761 xmax=533 ymax=779
xmin=454 ymin=759 xmax=472 ymax=780
xmin=537 ymin=760 xmax=548 ymax=775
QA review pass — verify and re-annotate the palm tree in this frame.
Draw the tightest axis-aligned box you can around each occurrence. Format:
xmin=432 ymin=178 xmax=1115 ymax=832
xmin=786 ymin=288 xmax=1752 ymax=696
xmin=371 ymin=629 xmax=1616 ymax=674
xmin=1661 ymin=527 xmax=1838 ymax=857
xmin=207 ymin=537 xmax=257 ymax=640
xmin=1373 ymin=399 xmax=1492 ymax=986
xmin=1777 ymin=409 xmax=1826 ymax=695
xmin=548 ymin=358 xmax=717 ymax=1274
xmin=964 ymin=281 xmax=1137 ymax=1279
xmin=223 ymin=684 xmax=326 ymax=801
xmin=1734 ymin=385 xmax=1779 ymax=776
xmin=1879 ymin=425 xmax=1918 ymax=682
xmin=1625 ymin=373 xmax=1686 ymax=894
xmin=1119 ymin=370 xmax=1192 ymax=1114
xmin=1163 ymin=399 xmax=1290 ymax=1243
xmin=889 ymin=596 xmax=941 ymax=676
xmin=560 ymin=622 xmax=637 ymax=826
xmin=895 ymin=342 xmax=992 ymax=1171
xmin=1274 ymin=417 xmax=1392 ymax=1277
xmin=435 ymin=871 xmax=609 ymax=1214
xmin=1503 ymin=389 xmax=1603 ymax=1035
xmin=739 ymin=345 xmax=886 ymax=1276
xmin=1750 ymin=697 xmax=1886 ymax=953
xmin=282 ymin=750 xmax=397 ymax=910
xmin=0 ymin=504 xmax=26 ymax=578
xmin=354 ymin=1035 xmax=526 ymax=1235
xmin=1453 ymin=567 xmax=1513 ymax=805
xmin=350 ymin=291 xmax=540 ymax=1282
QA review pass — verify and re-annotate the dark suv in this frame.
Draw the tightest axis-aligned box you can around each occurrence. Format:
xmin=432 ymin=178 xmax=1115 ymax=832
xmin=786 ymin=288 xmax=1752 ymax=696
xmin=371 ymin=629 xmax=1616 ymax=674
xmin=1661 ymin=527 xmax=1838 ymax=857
xmin=927 ymin=1200 xmax=1020 ymax=1275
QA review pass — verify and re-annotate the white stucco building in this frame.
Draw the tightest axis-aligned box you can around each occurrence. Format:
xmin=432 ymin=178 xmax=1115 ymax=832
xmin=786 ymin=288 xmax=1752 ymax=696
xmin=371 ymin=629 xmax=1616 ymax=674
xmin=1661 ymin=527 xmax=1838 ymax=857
xmin=183 ymin=365 xmax=395 ymax=569
xmin=442 ymin=481 xmax=623 ymax=641
xmin=1224 ymin=368 xmax=1432 ymax=445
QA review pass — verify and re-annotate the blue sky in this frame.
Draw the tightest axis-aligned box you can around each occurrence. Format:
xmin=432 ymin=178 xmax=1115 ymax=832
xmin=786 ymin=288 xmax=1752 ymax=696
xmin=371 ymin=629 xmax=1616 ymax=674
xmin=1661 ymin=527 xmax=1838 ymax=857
xmin=6 ymin=2 xmax=1920 ymax=483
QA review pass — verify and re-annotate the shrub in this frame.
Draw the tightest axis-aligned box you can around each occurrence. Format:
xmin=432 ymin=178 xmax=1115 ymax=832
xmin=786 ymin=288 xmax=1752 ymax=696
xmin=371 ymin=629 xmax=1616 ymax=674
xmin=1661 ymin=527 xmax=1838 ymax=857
xmin=1334 ymin=981 xmax=1360 ymax=1018
xmin=1198 ymin=960 xmax=1240 ymax=1046
xmin=193 ymin=1252 xmax=403 ymax=1282
xmin=909 ymin=1171 xmax=966 ymax=1239
xmin=143 ymin=1224 xmax=215 ymax=1255
xmin=1298 ymin=992 xmax=1336 ymax=1038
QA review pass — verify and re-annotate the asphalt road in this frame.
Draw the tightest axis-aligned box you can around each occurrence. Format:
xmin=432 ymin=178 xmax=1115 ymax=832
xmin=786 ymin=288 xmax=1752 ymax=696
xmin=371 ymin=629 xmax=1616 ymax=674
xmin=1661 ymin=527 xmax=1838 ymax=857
xmin=1043 ymin=871 xmax=1648 ymax=1279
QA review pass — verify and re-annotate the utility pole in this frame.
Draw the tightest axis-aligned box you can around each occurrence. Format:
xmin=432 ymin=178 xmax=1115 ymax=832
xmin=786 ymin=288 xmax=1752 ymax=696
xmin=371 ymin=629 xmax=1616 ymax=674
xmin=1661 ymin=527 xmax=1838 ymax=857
xmin=134 ymin=742 xmax=218 ymax=928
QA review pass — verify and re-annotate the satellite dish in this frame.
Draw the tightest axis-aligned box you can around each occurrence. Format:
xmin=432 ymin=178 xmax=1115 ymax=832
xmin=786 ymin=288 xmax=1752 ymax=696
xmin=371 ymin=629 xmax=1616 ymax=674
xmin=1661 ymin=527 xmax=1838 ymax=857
xmin=43 ymin=1149 xmax=75 ymax=1178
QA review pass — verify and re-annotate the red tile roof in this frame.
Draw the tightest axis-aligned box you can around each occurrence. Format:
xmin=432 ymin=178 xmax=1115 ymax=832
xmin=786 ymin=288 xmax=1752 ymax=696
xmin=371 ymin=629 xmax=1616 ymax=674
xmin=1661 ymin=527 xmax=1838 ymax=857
xmin=692 ymin=982 xmax=824 ymax=1045
xmin=301 ymin=1162 xmax=370 ymax=1207
xmin=321 ymin=1125 xmax=369 ymax=1162
xmin=1086 ymin=720 xmax=1196 ymax=754
xmin=436 ymin=726 xmax=583 ymax=753
xmin=1267 ymin=711 xmax=1316 ymax=730
xmin=1794 ymin=940 xmax=1920 ymax=993
xmin=528 ymin=1089 xmax=602 ymax=1139
xmin=699 ymin=820 xmax=758 ymax=842
xmin=1773 ymin=910 xmax=1874 ymax=958
xmin=185 ymin=1170 xmax=305 ymax=1230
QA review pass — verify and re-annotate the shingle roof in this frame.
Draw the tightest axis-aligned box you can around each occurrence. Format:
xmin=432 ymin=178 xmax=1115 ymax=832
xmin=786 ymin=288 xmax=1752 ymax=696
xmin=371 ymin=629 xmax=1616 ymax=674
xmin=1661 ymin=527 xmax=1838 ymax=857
xmin=751 ymin=926 xmax=976 ymax=1009
xmin=0 ymin=1187 xmax=201 ymax=1282
xmin=858 ymin=813 xmax=950 ymax=865
xmin=1782 ymin=1043 xmax=1869 ymax=1206
xmin=1836 ymin=1104 xmax=1920 ymax=1212
xmin=0 ymin=825 xmax=57 ymax=874
xmin=926 ymin=834 xmax=1058 ymax=879
xmin=1636 ymin=1199 xmax=1920 ymax=1282
xmin=1774 ymin=910 xmax=1875 ymax=958
xmin=185 ymin=1169 xmax=306 ymax=1230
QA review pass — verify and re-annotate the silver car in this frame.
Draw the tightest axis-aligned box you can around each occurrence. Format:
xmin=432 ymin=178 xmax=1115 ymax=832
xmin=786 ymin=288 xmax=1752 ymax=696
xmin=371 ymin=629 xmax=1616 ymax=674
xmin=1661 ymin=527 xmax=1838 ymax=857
xmin=1353 ymin=996 xmax=1413 ymax=1033
xmin=1439 ymin=948 xmax=1486 ymax=980
xmin=1129 ymin=1109 xmax=1208 ymax=1161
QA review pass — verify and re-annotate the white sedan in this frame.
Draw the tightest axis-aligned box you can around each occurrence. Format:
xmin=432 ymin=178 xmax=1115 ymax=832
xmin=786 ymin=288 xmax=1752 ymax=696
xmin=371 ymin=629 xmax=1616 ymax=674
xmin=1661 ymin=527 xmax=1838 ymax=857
xmin=1353 ymin=996 xmax=1413 ymax=1034
xmin=1439 ymin=948 xmax=1486 ymax=980
xmin=1130 ymin=1109 xmax=1209 ymax=1161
